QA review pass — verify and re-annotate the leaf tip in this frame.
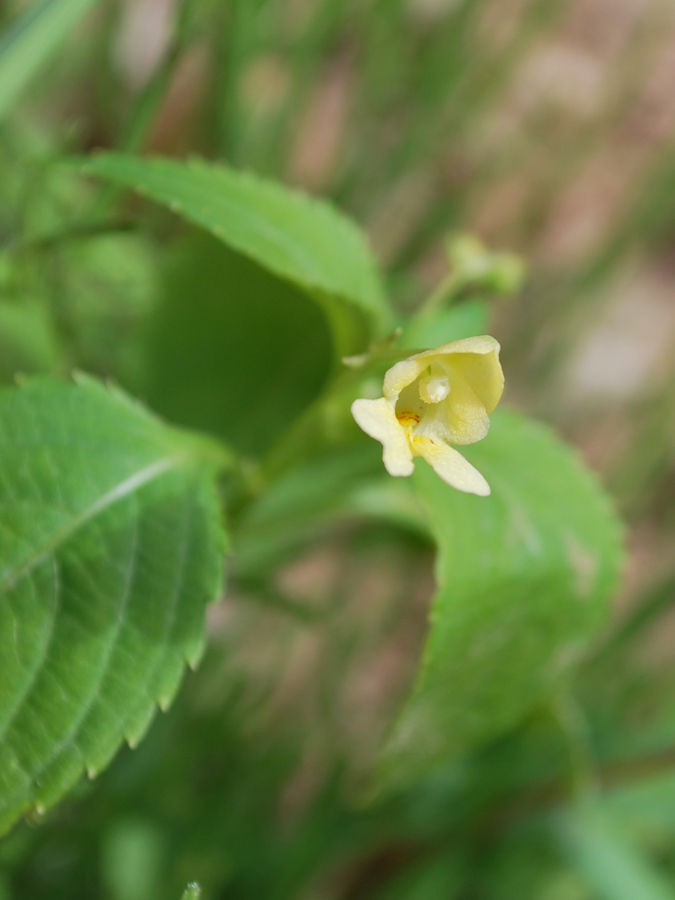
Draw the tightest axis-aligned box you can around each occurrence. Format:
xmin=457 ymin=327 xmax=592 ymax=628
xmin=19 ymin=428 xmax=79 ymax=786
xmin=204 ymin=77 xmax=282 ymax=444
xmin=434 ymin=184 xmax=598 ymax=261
xmin=186 ymin=641 xmax=206 ymax=671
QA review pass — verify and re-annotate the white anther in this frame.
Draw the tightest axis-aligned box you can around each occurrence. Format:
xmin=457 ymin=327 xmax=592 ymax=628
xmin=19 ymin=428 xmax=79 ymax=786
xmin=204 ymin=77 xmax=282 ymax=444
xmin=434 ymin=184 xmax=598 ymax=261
xmin=419 ymin=374 xmax=450 ymax=404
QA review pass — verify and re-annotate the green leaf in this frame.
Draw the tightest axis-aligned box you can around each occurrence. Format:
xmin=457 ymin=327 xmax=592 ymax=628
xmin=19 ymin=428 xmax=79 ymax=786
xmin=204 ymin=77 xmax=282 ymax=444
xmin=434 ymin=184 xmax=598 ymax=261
xmin=79 ymin=153 xmax=391 ymax=355
xmin=0 ymin=0 xmax=102 ymax=124
xmin=0 ymin=376 xmax=226 ymax=836
xmin=0 ymin=300 xmax=60 ymax=382
xmin=143 ymin=234 xmax=332 ymax=455
xmin=598 ymin=770 xmax=675 ymax=843
xmin=382 ymin=409 xmax=623 ymax=782
xmin=233 ymin=444 xmax=383 ymax=576
xmin=555 ymin=806 xmax=675 ymax=900
xmin=101 ymin=818 xmax=163 ymax=900
xmin=400 ymin=299 xmax=489 ymax=349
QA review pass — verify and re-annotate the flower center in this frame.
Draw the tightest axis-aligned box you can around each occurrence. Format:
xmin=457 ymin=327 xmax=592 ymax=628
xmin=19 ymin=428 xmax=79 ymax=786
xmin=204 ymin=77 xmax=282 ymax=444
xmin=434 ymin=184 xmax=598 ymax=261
xmin=418 ymin=373 xmax=450 ymax=404
xmin=396 ymin=411 xmax=420 ymax=436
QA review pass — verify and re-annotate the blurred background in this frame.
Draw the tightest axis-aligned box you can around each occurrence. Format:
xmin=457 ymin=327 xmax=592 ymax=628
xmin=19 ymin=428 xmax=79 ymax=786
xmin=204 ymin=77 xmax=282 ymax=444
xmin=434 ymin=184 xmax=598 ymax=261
xmin=2 ymin=0 xmax=675 ymax=898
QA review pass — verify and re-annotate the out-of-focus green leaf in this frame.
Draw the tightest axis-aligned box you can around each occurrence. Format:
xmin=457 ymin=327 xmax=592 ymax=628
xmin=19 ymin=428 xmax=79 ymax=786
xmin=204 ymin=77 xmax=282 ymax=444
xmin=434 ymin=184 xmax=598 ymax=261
xmin=382 ymin=410 xmax=623 ymax=781
xmin=234 ymin=444 xmax=383 ymax=576
xmin=347 ymin=478 xmax=431 ymax=540
xmin=555 ymin=806 xmax=675 ymax=900
xmin=101 ymin=818 xmax=163 ymax=900
xmin=598 ymin=770 xmax=675 ymax=844
xmin=0 ymin=300 xmax=60 ymax=381
xmin=234 ymin=447 xmax=433 ymax=579
xmin=144 ymin=234 xmax=332 ymax=455
xmin=79 ymin=153 xmax=391 ymax=355
xmin=372 ymin=856 xmax=465 ymax=900
xmin=0 ymin=0 xmax=101 ymax=124
xmin=60 ymin=232 xmax=158 ymax=386
xmin=0 ymin=376 xmax=226 ymax=836
xmin=400 ymin=299 xmax=489 ymax=349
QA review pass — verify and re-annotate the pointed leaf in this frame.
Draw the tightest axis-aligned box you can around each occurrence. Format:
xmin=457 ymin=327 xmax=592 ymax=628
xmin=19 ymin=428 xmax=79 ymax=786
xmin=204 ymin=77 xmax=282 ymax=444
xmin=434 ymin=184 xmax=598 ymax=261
xmin=0 ymin=376 xmax=226 ymax=835
xmin=383 ymin=409 xmax=624 ymax=782
xmin=78 ymin=153 xmax=391 ymax=354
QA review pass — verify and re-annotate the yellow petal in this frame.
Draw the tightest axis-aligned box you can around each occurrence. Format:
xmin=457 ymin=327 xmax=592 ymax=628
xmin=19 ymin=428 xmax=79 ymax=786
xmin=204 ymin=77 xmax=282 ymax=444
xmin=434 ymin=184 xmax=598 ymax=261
xmin=436 ymin=336 xmax=503 ymax=413
xmin=351 ymin=398 xmax=414 ymax=477
xmin=383 ymin=336 xmax=503 ymax=412
xmin=414 ymin=436 xmax=490 ymax=496
xmin=448 ymin=351 xmax=503 ymax=414
xmin=440 ymin=364 xmax=491 ymax=445
xmin=383 ymin=358 xmax=423 ymax=403
xmin=416 ymin=335 xmax=500 ymax=361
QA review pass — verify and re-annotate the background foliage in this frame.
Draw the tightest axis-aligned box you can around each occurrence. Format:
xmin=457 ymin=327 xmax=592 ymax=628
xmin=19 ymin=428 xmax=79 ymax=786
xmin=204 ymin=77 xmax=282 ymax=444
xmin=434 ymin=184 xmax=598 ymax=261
xmin=1 ymin=0 xmax=675 ymax=898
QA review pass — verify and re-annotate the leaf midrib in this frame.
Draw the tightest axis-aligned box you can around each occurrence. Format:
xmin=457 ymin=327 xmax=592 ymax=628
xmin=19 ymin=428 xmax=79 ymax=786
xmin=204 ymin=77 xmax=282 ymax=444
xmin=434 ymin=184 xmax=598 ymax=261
xmin=0 ymin=452 xmax=190 ymax=596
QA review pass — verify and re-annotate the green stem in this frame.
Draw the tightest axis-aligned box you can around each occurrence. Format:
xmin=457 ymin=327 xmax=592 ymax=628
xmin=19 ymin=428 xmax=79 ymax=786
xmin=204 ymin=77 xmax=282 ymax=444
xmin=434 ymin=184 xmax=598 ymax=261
xmin=261 ymin=346 xmax=423 ymax=481
xmin=215 ymin=0 xmax=259 ymax=162
xmin=552 ymin=689 xmax=600 ymax=801
xmin=590 ymin=574 xmax=675 ymax=667
xmin=417 ymin=271 xmax=459 ymax=317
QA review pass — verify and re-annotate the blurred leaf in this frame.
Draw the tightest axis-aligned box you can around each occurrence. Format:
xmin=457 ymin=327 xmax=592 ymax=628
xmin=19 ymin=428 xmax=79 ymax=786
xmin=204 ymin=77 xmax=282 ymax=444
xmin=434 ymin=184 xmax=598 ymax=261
xmin=0 ymin=376 xmax=226 ymax=836
xmin=79 ymin=153 xmax=392 ymax=355
xmin=101 ymin=818 xmax=163 ymax=900
xmin=347 ymin=477 xmax=431 ymax=540
xmin=144 ymin=234 xmax=332 ymax=455
xmin=598 ymin=770 xmax=675 ymax=845
xmin=234 ymin=443 xmax=382 ymax=576
xmin=382 ymin=410 xmax=624 ymax=781
xmin=59 ymin=232 xmax=158 ymax=386
xmin=0 ymin=0 xmax=101 ymax=124
xmin=555 ymin=806 xmax=675 ymax=900
xmin=372 ymin=855 xmax=465 ymax=900
xmin=400 ymin=299 xmax=489 ymax=349
xmin=0 ymin=300 xmax=60 ymax=381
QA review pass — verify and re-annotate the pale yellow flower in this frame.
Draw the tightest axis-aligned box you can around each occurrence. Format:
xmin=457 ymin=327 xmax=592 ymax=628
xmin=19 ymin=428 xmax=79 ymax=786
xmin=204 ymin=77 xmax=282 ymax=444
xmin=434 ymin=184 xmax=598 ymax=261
xmin=351 ymin=336 xmax=503 ymax=496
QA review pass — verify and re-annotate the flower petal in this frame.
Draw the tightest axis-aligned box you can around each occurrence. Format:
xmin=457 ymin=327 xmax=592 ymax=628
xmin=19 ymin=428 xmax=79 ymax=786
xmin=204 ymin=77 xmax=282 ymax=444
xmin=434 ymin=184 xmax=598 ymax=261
xmin=440 ymin=336 xmax=503 ymax=413
xmin=383 ymin=358 xmax=425 ymax=403
xmin=410 ymin=336 xmax=503 ymax=412
xmin=448 ymin=351 xmax=503 ymax=413
xmin=414 ymin=436 xmax=490 ymax=496
xmin=440 ymin=364 xmax=491 ymax=445
xmin=351 ymin=398 xmax=414 ymax=477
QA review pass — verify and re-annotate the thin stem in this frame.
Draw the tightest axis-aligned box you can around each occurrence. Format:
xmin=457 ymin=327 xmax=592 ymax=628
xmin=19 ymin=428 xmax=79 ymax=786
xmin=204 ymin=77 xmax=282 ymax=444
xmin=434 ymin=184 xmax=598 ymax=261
xmin=591 ymin=574 xmax=675 ymax=667
xmin=261 ymin=346 xmax=423 ymax=482
xmin=215 ymin=0 xmax=259 ymax=162
xmin=235 ymin=578 xmax=325 ymax=624
xmin=552 ymin=689 xmax=600 ymax=801
xmin=417 ymin=271 xmax=459 ymax=317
